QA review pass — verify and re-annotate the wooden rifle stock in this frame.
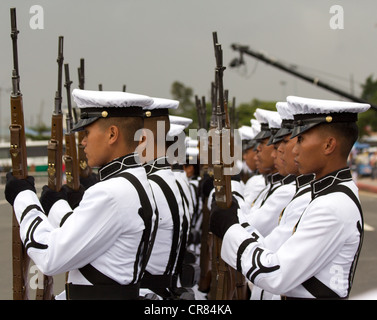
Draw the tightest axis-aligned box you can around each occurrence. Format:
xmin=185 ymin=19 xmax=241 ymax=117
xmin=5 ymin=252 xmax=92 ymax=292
xmin=9 ymin=7 xmax=31 ymax=300
xmin=37 ymin=36 xmax=65 ymax=300
xmin=64 ymin=63 xmax=80 ymax=190
xmin=47 ymin=36 xmax=64 ymax=192
xmin=211 ymin=32 xmax=239 ymax=300
xmin=77 ymin=59 xmax=92 ymax=178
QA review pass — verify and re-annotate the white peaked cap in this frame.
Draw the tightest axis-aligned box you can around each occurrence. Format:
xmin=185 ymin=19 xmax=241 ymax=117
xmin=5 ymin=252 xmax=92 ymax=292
xmin=143 ymin=97 xmax=179 ymax=118
xmin=287 ymin=95 xmax=371 ymax=138
xmin=167 ymin=123 xmax=186 ymax=139
xmin=169 ymin=115 xmax=193 ymax=128
xmin=287 ymin=96 xmax=370 ymax=115
xmin=185 ymin=137 xmax=198 ymax=148
xmin=71 ymin=89 xmax=153 ymax=131
xmin=250 ymin=119 xmax=261 ymax=130
xmin=254 ymin=108 xmax=280 ymax=126
xmin=72 ymin=89 xmax=153 ymax=109
xmin=276 ymin=102 xmax=294 ymax=120
xmin=238 ymin=125 xmax=254 ymax=140
xmin=267 ymin=111 xmax=282 ymax=130
xmin=144 ymin=97 xmax=179 ymax=110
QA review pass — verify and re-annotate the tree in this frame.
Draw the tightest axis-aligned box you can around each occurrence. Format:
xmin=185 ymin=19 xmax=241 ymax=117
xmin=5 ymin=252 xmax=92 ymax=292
xmin=237 ymin=99 xmax=277 ymax=126
xmin=170 ymin=81 xmax=195 ymax=115
xmin=358 ymin=75 xmax=377 ymax=137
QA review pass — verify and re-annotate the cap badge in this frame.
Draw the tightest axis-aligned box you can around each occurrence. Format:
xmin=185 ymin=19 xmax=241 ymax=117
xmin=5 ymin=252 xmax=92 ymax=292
xmin=326 ymin=116 xmax=333 ymax=123
xmin=145 ymin=111 xmax=152 ymax=117
xmin=102 ymin=111 xmax=108 ymax=118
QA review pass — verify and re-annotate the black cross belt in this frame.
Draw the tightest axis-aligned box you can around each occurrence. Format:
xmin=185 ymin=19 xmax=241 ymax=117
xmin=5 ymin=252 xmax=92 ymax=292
xmin=65 ymin=282 xmax=140 ymax=300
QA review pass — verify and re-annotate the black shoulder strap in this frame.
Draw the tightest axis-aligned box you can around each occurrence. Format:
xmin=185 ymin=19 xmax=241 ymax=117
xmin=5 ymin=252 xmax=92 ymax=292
xmin=148 ymin=174 xmax=180 ymax=275
xmin=78 ymin=172 xmax=157 ymax=285
xmin=173 ymin=181 xmax=189 ymax=286
xmin=117 ymin=172 xmax=157 ymax=284
xmin=260 ymin=183 xmax=283 ymax=207
xmin=301 ymin=184 xmax=363 ymax=299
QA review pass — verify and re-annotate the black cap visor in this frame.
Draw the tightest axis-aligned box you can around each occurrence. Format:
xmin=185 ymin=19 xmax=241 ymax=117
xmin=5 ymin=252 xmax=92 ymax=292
xmin=290 ymin=112 xmax=357 ymax=139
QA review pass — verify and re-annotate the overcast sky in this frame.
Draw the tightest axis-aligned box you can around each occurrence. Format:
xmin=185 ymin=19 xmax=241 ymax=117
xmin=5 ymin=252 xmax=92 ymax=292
xmin=1 ymin=0 xmax=377 ymax=135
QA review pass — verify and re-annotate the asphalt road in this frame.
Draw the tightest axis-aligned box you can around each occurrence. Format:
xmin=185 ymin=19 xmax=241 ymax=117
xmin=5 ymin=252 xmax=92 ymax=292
xmin=0 ymin=182 xmax=376 ymax=300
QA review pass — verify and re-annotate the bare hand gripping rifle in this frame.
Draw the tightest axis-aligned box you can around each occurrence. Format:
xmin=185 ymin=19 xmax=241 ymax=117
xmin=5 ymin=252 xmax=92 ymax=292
xmin=9 ymin=7 xmax=31 ymax=300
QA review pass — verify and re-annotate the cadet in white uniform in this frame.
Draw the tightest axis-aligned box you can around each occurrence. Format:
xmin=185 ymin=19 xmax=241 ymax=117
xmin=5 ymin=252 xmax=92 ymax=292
xmin=249 ymin=101 xmax=314 ymax=300
xmin=5 ymin=89 xmax=157 ymax=300
xmin=239 ymin=109 xmax=295 ymax=237
xmin=210 ymin=96 xmax=369 ymax=299
xmin=138 ymin=97 xmax=189 ymax=299
xmin=243 ymin=119 xmax=266 ymax=207
xmin=169 ymin=116 xmax=195 ymax=223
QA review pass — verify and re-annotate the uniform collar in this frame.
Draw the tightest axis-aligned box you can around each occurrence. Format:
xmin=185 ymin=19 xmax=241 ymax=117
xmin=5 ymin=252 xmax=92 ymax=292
xmin=281 ymin=174 xmax=296 ymax=185
xmin=143 ymin=156 xmax=170 ymax=175
xmin=171 ymin=163 xmax=184 ymax=172
xmin=265 ymin=172 xmax=285 ymax=185
xmin=311 ymin=167 xmax=352 ymax=198
xmin=296 ymin=173 xmax=315 ymax=191
xmin=98 ymin=152 xmax=141 ymax=181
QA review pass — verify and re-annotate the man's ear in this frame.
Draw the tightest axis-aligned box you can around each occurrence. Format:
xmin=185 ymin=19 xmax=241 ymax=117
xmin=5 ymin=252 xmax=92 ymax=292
xmin=324 ymin=136 xmax=337 ymax=155
xmin=108 ymin=125 xmax=119 ymax=145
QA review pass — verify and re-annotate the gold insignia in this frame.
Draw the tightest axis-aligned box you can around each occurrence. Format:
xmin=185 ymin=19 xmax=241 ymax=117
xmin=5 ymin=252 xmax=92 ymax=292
xmin=145 ymin=111 xmax=152 ymax=117
xmin=326 ymin=116 xmax=333 ymax=123
xmin=101 ymin=111 xmax=108 ymax=118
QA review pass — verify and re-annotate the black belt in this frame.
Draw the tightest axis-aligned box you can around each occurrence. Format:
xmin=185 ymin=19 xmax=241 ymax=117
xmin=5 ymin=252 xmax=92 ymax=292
xmin=65 ymin=282 xmax=140 ymax=300
xmin=281 ymin=295 xmax=347 ymax=300
xmin=141 ymin=272 xmax=173 ymax=288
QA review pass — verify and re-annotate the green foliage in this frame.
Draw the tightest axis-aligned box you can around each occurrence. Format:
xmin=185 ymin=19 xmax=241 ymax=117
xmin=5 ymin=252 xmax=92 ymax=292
xmin=169 ymin=80 xmax=278 ymax=130
xmin=237 ymin=99 xmax=277 ymax=126
xmin=358 ymin=75 xmax=377 ymax=137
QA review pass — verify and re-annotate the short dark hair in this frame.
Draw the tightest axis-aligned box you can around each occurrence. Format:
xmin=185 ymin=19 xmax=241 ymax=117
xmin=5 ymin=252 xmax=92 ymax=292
xmin=99 ymin=116 xmax=144 ymax=149
xmin=320 ymin=122 xmax=359 ymax=158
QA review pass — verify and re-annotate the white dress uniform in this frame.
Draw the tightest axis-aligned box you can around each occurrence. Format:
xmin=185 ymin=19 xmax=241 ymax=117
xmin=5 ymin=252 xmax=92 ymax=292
xmin=219 ymin=96 xmax=370 ymax=299
xmin=222 ymin=168 xmax=363 ymax=299
xmin=17 ymin=89 xmax=157 ymax=300
xmin=15 ymin=152 xmax=157 ymax=299
xmin=249 ymin=173 xmax=314 ymax=300
xmin=240 ymin=173 xmax=296 ymax=237
xmin=140 ymin=156 xmax=186 ymax=298
xmin=240 ymin=109 xmax=296 ymax=237
xmin=243 ymin=174 xmax=267 ymax=207
xmin=139 ymin=98 xmax=195 ymax=298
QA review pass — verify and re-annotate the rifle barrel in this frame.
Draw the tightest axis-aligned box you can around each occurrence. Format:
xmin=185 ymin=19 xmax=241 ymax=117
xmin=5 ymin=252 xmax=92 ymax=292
xmin=10 ymin=8 xmax=20 ymax=95
xmin=64 ymin=63 xmax=73 ymax=132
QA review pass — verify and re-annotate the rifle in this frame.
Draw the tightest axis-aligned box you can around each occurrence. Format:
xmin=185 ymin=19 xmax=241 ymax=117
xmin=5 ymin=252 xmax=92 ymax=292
xmin=77 ymin=59 xmax=92 ymax=178
xmin=63 ymin=63 xmax=80 ymax=191
xmin=195 ymin=94 xmax=213 ymax=293
xmin=36 ymin=36 xmax=65 ymax=300
xmin=47 ymin=36 xmax=64 ymax=191
xmin=195 ymin=95 xmax=207 ymax=130
xmin=211 ymin=32 xmax=233 ymax=300
xmin=9 ymin=7 xmax=30 ymax=300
